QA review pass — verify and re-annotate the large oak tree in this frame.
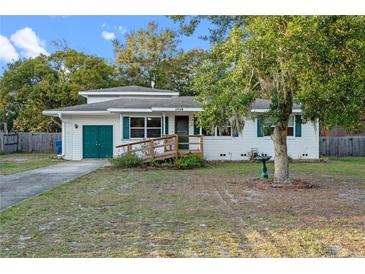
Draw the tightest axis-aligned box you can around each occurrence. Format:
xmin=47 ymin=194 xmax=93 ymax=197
xmin=176 ymin=16 xmax=365 ymax=183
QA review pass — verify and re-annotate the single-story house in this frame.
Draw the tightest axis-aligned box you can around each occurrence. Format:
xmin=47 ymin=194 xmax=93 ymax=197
xmin=43 ymin=85 xmax=319 ymax=161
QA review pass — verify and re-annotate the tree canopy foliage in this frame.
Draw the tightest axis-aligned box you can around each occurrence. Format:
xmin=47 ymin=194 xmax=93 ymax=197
xmin=0 ymin=49 xmax=118 ymax=132
xmin=190 ymin=16 xmax=365 ymax=182
xmin=113 ymin=21 xmax=206 ymax=95
xmin=170 ymin=16 xmax=247 ymax=43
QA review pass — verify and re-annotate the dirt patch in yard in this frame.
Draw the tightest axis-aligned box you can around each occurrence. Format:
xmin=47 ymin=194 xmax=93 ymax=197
xmin=0 ymin=160 xmax=364 ymax=257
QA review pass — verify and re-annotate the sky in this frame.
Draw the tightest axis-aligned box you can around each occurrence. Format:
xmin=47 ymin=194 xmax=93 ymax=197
xmin=0 ymin=16 xmax=212 ymax=74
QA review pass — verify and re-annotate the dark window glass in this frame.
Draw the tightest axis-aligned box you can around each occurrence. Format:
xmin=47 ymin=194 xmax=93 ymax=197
xmin=287 ymin=127 xmax=294 ymax=136
xmin=147 ymin=117 xmax=161 ymax=127
xmin=217 ymin=127 xmax=232 ymax=136
xmin=147 ymin=128 xmax=161 ymax=138
xmin=131 ymin=129 xmax=145 ymax=138
xmin=130 ymin=117 xmax=145 ymax=128
xmin=263 ymin=126 xmax=274 ymax=136
xmin=202 ymin=128 xmax=214 ymax=136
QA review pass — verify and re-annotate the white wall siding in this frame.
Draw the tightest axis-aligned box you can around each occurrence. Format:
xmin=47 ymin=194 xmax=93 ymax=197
xmin=63 ymin=121 xmax=73 ymax=160
xmin=203 ymin=118 xmax=319 ymax=160
xmin=62 ymin=114 xmax=121 ymax=160
xmin=61 ymin=112 xmax=319 ymax=160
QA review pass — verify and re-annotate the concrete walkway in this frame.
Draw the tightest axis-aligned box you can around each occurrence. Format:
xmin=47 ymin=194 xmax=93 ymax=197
xmin=0 ymin=160 xmax=108 ymax=211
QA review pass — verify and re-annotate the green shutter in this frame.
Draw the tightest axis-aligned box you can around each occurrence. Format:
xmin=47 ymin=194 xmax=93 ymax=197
xmin=295 ymin=115 xmax=302 ymax=137
xmin=164 ymin=116 xmax=169 ymax=135
xmin=123 ymin=116 xmax=129 ymax=139
xmin=257 ymin=118 xmax=263 ymax=137
xmin=193 ymin=117 xmax=200 ymax=135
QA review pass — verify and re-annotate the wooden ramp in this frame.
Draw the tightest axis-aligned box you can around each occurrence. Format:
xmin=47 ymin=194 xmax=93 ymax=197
xmin=115 ymin=134 xmax=203 ymax=163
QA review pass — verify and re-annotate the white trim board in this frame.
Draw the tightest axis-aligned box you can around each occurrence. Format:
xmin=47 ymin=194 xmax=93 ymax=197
xmin=79 ymin=91 xmax=179 ymax=97
xmin=151 ymin=107 xmax=203 ymax=112
xmin=251 ymin=109 xmax=302 ymax=113
xmin=109 ymin=107 xmax=203 ymax=112
xmin=43 ymin=110 xmax=110 ymax=116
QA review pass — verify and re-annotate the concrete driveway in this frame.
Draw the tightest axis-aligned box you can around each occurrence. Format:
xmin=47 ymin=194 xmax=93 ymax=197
xmin=0 ymin=160 xmax=108 ymax=211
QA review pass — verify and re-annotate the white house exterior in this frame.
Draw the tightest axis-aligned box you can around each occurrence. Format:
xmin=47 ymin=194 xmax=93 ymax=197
xmin=43 ymin=86 xmax=319 ymax=161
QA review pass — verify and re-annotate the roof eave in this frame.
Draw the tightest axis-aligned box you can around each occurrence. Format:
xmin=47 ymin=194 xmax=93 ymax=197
xmin=108 ymin=107 xmax=203 ymax=112
xmin=251 ymin=108 xmax=302 ymax=113
xmin=79 ymin=91 xmax=180 ymax=97
xmin=42 ymin=110 xmax=111 ymax=116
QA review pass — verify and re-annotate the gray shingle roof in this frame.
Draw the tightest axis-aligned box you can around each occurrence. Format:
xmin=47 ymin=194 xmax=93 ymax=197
xmin=251 ymin=99 xmax=301 ymax=110
xmin=45 ymin=97 xmax=301 ymax=113
xmin=48 ymin=96 xmax=200 ymax=112
xmin=80 ymin=85 xmax=178 ymax=93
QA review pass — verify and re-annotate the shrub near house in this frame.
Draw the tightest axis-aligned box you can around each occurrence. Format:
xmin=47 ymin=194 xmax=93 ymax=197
xmin=111 ymin=153 xmax=144 ymax=168
xmin=111 ymin=153 xmax=206 ymax=170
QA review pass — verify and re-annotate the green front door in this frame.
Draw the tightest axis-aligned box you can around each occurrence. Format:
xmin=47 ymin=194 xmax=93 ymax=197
xmin=83 ymin=125 xmax=113 ymax=158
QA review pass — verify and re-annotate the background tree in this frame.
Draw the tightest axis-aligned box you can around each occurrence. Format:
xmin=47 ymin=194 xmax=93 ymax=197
xmin=113 ymin=21 xmax=206 ymax=95
xmin=162 ymin=49 xmax=206 ymax=95
xmin=171 ymin=16 xmax=247 ymax=43
xmin=0 ymin=49 xmax=118 ymax=132
xmin=187 ymin=16 xmax=365 ymax=183
xmin=113 ymin=21 xmax=178 ymax=89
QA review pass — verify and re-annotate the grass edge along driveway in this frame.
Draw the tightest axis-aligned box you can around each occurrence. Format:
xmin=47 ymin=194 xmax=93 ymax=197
xmin=0 ymin=153 xmax=61 ymax=175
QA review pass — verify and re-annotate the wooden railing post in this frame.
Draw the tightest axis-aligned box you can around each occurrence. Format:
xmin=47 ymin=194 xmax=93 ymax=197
xmin=115 ymin=134 xmax=182 ymax=162
xmin=149 ymin=139 xmax=155 ymax=160
xmin=175 ymin=135 xmax=179 ymax=159
xmin=200 ymin=135 xmax=204 ymax=157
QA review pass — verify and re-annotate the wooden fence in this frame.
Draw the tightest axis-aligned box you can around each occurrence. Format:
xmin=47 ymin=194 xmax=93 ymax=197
xmin=1 ymin=133 xmax=364 ymax=157
xmin=0 ymin=132 xmax=61 ymax=154
xmin=320 ymin=136 xmax=365 ymax=157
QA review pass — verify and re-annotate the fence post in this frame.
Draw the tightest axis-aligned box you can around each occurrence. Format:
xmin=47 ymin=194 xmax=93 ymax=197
xmin=149 ymin=140 xmax=155 ymax=160
xmin=200 ymin=135 xmax=204 ymax=158
xmin=0 ymin=132 xmax=3 ymax=153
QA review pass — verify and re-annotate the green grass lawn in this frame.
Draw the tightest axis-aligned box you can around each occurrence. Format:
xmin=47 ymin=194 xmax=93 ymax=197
xmin=0 ymin=158 xmax=364 ymax=257
xmin=0 ymin=153 xmax=61 ymax=175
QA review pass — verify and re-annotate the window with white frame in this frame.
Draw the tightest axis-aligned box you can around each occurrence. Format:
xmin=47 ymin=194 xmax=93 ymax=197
xmin=147 ymin=117 xmax=161 ymax=138
xmin=263 ymin=117 xmax=275 ymax=137
xmin=130 ymin=117 xmax=145 ymax=138
xmin=287 ymin=115 xmax=295 ymax=136
xmin=130 ymin=117 xmax=161 ymax=138
xmin=263 ymin=115 xmax=295 ymax=137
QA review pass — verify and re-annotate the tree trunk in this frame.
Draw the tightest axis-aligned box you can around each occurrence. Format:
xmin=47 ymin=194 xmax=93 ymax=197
xmin=272 ymin=122 xmax=290 ymax=183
